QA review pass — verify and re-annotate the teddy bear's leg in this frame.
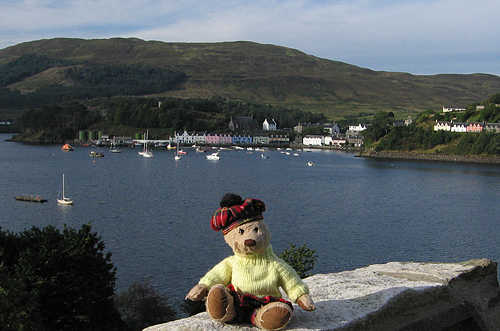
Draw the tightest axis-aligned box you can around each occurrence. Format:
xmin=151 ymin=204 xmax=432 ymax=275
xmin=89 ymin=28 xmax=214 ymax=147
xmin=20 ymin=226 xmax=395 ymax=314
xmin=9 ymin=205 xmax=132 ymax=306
xmin=206 ymin=284 xmax=236 ymax=323
xmin=253 ymin=302 xmax=293 ymax=330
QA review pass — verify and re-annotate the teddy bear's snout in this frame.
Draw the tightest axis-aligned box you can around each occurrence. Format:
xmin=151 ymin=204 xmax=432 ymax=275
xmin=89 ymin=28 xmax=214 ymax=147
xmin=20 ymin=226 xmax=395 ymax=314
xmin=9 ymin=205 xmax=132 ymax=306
xmin=244 ymin=239 xmax=257 ymax=247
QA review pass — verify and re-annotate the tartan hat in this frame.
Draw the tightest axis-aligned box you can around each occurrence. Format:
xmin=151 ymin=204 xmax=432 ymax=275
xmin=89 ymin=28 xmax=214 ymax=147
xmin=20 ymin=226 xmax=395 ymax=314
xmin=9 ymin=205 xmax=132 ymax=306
xmin=211 ymin=197 xmax=266 ymax=235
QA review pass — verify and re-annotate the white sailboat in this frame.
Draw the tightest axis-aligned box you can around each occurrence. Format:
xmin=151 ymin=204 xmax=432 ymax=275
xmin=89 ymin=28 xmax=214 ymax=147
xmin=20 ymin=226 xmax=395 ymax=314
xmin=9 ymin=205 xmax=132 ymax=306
xmin=174 ymin=141 xmax=181 ymax=160
xmin=57 ymin=173 xmax=73 ymax=205
xmin=138 ymin=131 xmax=153 ymax=158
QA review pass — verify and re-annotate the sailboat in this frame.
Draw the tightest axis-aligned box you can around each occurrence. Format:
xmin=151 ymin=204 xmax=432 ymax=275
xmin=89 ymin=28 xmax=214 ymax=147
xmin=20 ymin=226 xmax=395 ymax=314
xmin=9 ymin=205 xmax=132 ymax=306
xmin=110 ymin=139 xmax=120 ymax=153
xmin=57 ymin=173 xmax=73 ymax=205
xmin=174 ymin=141 xmax=181 ymax=160
xmin=138 ymin=131 xmax=153 ymax=158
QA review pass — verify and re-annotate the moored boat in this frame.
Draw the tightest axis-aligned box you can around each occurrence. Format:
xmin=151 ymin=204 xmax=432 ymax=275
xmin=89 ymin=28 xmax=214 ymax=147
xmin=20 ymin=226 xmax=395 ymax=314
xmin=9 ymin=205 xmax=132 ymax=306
xmin=61 ymin=143 xmax=73 ymax=151
xmin=15 ymin=195 xmax=47 ymax=203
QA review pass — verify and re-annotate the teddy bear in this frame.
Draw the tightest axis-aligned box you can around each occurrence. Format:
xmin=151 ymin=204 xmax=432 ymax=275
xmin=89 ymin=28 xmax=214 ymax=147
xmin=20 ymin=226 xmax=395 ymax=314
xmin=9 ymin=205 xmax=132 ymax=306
xmin=186 ymin=193 xmax=315 ymax=330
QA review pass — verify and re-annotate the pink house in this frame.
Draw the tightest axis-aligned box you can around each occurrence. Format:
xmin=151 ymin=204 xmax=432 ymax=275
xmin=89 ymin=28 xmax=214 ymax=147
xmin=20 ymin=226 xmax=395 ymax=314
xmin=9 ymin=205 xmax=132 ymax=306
xmin=205 ymin=133 xmax=218 ymax=145
xmin=466 ymin=123 xmax=484 ymax=133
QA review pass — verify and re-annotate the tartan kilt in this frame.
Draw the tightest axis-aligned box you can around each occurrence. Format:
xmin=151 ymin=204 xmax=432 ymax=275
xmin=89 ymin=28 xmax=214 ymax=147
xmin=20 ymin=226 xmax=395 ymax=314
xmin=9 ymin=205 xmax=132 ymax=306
xmin=226 ymin=284 xmax=293 ymax=324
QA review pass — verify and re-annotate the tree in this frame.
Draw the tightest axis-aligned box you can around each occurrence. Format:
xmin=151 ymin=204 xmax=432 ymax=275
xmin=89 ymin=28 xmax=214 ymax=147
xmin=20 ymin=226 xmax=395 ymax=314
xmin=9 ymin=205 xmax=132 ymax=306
xmin=279 ymin=244 xmax=318 ymax=279
xmin=0 ymin=224 xmax=124 ymax=330
xmin=115 ymin=281 xmax=176 ymax=331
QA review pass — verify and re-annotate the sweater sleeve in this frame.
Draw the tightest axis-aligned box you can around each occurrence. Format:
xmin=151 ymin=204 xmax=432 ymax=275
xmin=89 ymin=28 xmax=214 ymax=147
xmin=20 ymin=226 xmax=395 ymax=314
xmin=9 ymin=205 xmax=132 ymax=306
xmin=276 ymin=258 xmax=309 ymax=302
xmin=198 ymin=257 xmax=232 ymax=289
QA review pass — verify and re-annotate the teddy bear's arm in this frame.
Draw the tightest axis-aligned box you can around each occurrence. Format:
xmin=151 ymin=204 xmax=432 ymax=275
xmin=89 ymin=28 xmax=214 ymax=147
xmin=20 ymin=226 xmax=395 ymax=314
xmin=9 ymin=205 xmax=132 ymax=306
xmin=276 ymin=260 xmax=310 ymax=304
xmin=198 ymin=257 xmax=233 ymax=288
xmin=185 ymin=283 xmax=208 ymax=301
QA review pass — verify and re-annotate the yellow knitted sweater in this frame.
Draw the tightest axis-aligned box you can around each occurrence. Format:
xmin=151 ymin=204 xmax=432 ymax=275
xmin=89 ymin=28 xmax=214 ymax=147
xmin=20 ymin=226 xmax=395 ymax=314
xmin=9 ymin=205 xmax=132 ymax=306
xmin=199 ymin=245 xmax=309 ymax=302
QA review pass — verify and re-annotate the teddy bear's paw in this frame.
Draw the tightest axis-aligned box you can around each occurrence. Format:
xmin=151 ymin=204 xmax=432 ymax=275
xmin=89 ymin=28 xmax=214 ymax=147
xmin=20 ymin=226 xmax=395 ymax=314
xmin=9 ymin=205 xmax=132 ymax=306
xmin=254 ymin=302 xmax=293 ymax=330
xmin=206 ymin=284 xmax=236 ymax=322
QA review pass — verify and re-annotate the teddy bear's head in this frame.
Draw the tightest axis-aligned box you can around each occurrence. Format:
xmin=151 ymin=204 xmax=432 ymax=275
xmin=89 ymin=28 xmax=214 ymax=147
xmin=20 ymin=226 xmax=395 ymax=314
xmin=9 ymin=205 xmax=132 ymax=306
xmin=223 ymin=220 xmax=270 ymax=255
xmin=211 ymin=193 xmax=270 ymax=256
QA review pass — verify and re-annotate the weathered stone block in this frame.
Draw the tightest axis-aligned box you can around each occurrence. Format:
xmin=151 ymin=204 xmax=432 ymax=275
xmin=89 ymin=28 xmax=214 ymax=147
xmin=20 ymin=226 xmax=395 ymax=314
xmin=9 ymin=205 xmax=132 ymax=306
xmin=144 ymin=259 xmax=500 ymax=331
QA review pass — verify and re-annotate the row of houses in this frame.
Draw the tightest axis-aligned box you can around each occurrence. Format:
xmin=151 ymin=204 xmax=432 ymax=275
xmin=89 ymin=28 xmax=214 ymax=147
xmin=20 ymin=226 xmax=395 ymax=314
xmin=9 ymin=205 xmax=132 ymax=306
xmin=433 ymin=121 xmax=500 ymax=133
xmin=302 ymin=135 xmax=363 ymax=148
xmin=174 ymin=130 xmax=290 ymax=145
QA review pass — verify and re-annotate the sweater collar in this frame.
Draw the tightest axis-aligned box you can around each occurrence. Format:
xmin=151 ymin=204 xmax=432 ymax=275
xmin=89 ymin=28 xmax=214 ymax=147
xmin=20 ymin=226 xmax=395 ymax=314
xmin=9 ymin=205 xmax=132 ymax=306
xmin=234 ymin=245 xmax=275 ymax=260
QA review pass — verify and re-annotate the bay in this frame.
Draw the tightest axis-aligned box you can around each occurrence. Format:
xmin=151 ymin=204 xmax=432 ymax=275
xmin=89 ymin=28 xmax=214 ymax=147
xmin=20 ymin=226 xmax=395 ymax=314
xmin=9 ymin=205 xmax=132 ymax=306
xmin=1 ymin=133 xmax=499 ymax=314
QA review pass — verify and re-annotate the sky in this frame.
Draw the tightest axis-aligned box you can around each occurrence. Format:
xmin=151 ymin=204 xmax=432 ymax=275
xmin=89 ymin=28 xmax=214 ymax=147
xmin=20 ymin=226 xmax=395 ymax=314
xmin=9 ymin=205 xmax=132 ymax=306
xmin=1 ymin=0 xmax=499 ymax=75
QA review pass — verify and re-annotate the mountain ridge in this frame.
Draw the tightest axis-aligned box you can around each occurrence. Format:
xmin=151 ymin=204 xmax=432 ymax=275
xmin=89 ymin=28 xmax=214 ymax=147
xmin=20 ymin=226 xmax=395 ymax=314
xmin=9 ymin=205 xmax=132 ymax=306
xmin=1 ymin=37 xmax=500 ymax=119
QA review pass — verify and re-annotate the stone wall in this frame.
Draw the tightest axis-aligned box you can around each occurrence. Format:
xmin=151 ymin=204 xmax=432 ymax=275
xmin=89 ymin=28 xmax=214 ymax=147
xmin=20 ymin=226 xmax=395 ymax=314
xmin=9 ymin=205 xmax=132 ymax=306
xmin=144 ymin=259 xmax=500 ymax=331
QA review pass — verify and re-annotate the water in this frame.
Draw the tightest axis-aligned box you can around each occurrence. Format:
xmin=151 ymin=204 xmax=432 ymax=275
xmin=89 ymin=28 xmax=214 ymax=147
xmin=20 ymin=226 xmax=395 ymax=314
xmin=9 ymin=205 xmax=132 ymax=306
xmin=1 ymin=133 xmax=499 ymax=312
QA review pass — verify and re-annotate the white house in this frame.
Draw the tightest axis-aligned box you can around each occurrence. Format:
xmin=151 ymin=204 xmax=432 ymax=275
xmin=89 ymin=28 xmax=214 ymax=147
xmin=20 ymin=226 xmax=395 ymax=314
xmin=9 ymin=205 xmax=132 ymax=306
xmin=451 ymin=123 xmax=467 ymax=133
xmin=332 ymin=138 xmax=346 ymax=148
xmin=323 ymin=136 xmax=333 ymax=146
xmin=263 ymin=118 xmax=277 ymax=131
xmin=442 ymin=106 xmax=466 ymax=113
xmin=434 ymin=121 xmax=451 ymax=131
xmin=303 ymin=135 xmax=322 ymax=146
xmin=348 ymin=124 xmax=367 ymax=133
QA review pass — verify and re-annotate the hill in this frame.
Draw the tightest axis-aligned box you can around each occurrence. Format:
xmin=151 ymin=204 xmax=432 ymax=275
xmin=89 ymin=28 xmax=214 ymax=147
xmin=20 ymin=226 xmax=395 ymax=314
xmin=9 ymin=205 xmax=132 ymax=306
xmin=1 ymin=37 xmax=500 ymax=119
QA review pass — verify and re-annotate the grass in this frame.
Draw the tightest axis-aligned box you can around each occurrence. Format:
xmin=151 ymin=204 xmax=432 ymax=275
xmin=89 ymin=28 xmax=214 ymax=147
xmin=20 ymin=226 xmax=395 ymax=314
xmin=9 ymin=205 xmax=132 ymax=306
xmin=2 ymin=38 xmax=500 ymax=120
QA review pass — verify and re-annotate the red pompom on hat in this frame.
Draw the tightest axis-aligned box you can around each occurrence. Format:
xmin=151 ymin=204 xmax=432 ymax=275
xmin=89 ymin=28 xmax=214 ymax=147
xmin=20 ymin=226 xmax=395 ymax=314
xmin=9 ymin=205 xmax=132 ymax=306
xmin=211 ymin=197 xmax=266 ymax=235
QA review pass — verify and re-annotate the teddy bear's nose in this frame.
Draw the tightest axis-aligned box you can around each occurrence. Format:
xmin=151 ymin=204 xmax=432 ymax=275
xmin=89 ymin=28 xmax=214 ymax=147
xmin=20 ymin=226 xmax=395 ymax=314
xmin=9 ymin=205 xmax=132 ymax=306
xmin=244 ymin=239 xmax=256 ymax=247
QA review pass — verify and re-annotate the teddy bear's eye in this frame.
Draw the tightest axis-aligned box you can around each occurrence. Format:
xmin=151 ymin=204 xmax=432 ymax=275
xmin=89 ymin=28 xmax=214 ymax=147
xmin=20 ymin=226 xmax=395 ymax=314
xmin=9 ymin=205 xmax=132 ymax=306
xmin=253 ymin=227 xmax=259 ymax=233
xmin=239 ymin=228 xmax=244 ymax=235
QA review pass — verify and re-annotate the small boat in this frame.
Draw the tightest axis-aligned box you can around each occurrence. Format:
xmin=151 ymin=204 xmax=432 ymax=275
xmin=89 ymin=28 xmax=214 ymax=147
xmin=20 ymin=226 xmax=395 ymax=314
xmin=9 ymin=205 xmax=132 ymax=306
xmin=293 ymin=153 xmax=300 ymax=157
xmin=139 ymin=131 xmax=153 ymax=158
xmin=260 ymin=153 xmax=269 ymax=159
xmin=15 ymin=195 xmax=47 ymax=203
xmin=89 ymin=151 xmax=104 ymax=158
xmin=109 ymin=141 xmax=120 ymax=153
xmin=196 ymin=147 xmax=206 ymax=153
xmin=61 ymin=143 xmax=73 ymax=151
xmin=178 ymin=150 xmax=187 ymax=155
xmin=206 ymin=152 xmax=220 ymax=160
xmin=307 ymin=161 xmax=315 ymax=167
xmin=174 ymin=141 xmax=182 ymax=160
xmin=166 ymin=142 xmax=176 ymax=150
xmin=57 ymin=173 xmax=73 ymax=205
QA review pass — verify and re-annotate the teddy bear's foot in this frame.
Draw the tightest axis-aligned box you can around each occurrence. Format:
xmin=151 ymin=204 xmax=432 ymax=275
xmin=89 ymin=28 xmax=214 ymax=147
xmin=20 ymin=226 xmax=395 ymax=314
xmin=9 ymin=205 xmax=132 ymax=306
xmin=254 ymin=302 xmax=293 ymax=330
xmin=206 ymin=284 xmax=236 ymax=323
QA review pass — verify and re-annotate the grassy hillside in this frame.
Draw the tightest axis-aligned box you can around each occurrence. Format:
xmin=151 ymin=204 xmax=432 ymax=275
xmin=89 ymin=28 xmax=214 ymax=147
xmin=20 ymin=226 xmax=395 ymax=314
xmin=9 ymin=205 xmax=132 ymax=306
xmin=1 ymin=38 xmax=500 ymax=119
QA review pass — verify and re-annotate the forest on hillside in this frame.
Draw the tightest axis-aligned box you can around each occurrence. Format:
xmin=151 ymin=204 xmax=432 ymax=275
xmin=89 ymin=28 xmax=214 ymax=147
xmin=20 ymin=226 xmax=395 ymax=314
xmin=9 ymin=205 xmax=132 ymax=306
xmin=0 ymin=54 xmax=187 ymax=110
xmin=15 ymin=96 xmax=327 ymax=143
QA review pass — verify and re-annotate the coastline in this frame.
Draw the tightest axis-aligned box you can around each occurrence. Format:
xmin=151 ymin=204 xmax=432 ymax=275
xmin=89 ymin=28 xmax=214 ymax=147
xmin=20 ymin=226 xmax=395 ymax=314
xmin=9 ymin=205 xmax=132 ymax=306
xmin=358 ymin=151 xmax=500 ymax=165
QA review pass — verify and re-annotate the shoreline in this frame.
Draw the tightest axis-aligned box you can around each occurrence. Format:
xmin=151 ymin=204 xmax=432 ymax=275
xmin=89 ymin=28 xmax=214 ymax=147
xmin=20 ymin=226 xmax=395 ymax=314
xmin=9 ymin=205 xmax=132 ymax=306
xmin=359 ymin=151 xmax=500 ymax=165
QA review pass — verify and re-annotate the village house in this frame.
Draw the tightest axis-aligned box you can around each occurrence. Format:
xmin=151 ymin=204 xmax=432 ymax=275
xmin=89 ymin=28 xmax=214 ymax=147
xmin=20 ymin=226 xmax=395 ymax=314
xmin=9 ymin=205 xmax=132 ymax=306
xmin=323 ymin=123 xmax=341 ymax=136
xmin=269 ymin=134 xmax=289 ymax=145
xmin=348 ymin=124 xmax=367 ymax=134
xmin=262 ymin=118 xmax=277 ymax=131
xmin=332 ymin=138 xmax=347 ymax=148
xmin=193 ymin=132 xmax=207 ymax=145
xmin=323 ymin=136 xmax=333 ymax=146
xmin=484 ymin=123 xmax=500 ymax=133
xmin=253 ymin=135 xmax=269 ymax=145
xmin=450 ymin=123 xmax=467 ymax=133
xmin=442 ymin=105 xmax=466 ymax=113
xmin=466 ymin=123 xmax=484 ymax=133
xmin=434 ymin=121 xmax=451 ymax=131
xmin=205 ymin=133 xmax=220 ymax=145
xmin=302 ymin=135 xmax=322 ymax=146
